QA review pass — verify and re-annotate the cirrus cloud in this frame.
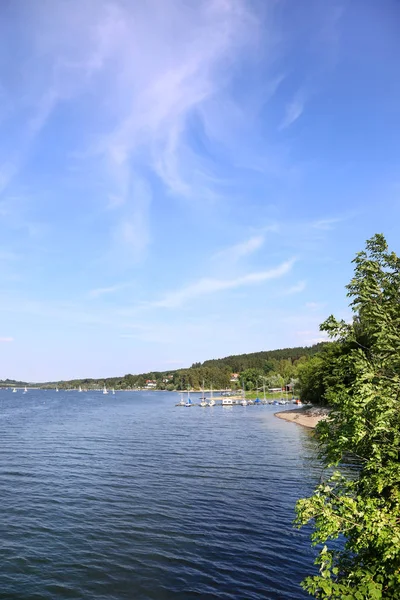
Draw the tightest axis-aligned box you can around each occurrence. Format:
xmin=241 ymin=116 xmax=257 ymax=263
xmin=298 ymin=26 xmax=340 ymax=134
xmin=152 ymin=259 xmax=295 ymax=308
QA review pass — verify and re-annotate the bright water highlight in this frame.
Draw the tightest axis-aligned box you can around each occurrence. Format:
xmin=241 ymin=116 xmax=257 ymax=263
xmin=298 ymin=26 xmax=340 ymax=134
xmin=0 ymin=389 xmax=320 ymax=599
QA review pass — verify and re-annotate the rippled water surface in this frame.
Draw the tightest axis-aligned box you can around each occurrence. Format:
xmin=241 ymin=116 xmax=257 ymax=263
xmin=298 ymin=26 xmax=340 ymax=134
xmin=0 ymin=390 xmax=321 ymax=599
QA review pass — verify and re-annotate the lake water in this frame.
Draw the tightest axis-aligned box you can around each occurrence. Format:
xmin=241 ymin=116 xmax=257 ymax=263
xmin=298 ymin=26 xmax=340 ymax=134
xmin=0 ymin=389 xmax=321 ymax=599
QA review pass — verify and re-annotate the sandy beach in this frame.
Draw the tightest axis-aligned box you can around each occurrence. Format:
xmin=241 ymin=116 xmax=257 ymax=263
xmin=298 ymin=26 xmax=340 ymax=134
xmin=274 ymin=406 xmax=330 ymax=429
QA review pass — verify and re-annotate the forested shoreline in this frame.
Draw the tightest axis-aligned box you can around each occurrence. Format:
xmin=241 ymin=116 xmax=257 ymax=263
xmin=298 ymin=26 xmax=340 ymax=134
xmin=0 ymin=342 xmax=327 ymax=392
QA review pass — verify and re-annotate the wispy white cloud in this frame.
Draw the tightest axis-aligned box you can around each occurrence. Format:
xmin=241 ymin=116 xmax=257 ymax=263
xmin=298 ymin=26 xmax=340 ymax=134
xmin=305 ymin=301 xmax=325 ymax=310
xmin=286 ymin=280 xmax=306 ymax=295
xmin=153 ymin=259 xmax=295 ymax=308
xmin=89 ymin=283 xmax=128 ymax=298
xmin=280 ymin=90 xmax=306 ymax=129
xmin=214 ymin=234 xmax=265 ymax=262
xmin=311 ymin=217 xmax=344 ymax=230
xmin=88 ymin=0 xmax=263 ymax=221
xmin=109 ymin=176 xmax=152 ymax=265
xmin=0 ymin=337 xmax=13 ymax=343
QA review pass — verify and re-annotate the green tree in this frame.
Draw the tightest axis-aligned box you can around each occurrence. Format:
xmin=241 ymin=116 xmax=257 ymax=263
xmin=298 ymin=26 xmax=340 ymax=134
xmin=297 ymin=344 xmax=344 ymax=405
xmin=263 ymin=359 xmax=276 ymax=374
xmin=295 ymin=235 xmax=400 ymax=598
xmin=239 ymin=368 xmax=263 ymax=391
xmin=276 ymin=358 xmax=295 ymax=383
xmin=265 ymin=372 xmax=284 ymax=389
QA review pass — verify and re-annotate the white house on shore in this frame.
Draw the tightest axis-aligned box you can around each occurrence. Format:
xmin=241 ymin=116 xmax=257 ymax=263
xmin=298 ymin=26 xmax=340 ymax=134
xmin=145 ymin=380 xmax=157 ymax=388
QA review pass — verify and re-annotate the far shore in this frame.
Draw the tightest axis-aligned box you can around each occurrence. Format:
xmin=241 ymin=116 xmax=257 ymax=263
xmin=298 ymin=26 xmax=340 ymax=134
xmin=274 ymin=406 xmax=330 ymax=429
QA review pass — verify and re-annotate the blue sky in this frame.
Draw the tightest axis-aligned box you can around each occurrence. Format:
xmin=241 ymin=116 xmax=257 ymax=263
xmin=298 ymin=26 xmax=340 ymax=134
xmin=1 ymin=0 xmax=400 ymax=381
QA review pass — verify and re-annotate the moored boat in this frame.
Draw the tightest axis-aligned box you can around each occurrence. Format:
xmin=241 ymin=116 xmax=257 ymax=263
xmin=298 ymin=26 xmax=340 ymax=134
xmin=222 ymin=397 xmax=234 ymax=406
xmin=199 ymin=380 xmax=208 ymax=407
xmin=209 ymin=384 xmax=215 ymax=406
xmin=184 ymin=387 xmax=192 ymax=407
xmin=240 ymin=384 xmax=247 ymax=406
xmin=177 ymin=393 xmax=186 ymax=406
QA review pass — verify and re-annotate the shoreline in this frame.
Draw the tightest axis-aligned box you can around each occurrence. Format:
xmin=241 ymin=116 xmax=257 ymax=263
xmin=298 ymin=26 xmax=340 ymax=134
xmin=274 ymin=406 xmax=330 ymax=429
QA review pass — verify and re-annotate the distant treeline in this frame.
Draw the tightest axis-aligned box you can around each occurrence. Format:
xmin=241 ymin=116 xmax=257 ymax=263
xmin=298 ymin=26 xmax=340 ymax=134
xmin=2 ymin=342 xmax=328 ymax=391
xmin=0 ymin=378 xmax=31 ymax=387
xmin=200 ymin=344 xmax=327 ymax=372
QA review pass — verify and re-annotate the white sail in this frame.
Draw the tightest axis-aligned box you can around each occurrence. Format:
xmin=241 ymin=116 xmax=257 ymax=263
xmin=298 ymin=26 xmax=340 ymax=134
xmin=103 ymin=385 xmax=108 ymax=395
xmin=209 ymin=384 xmax=215 ymax=406
xmin=241 ymin=384 xmax=247 ymax=406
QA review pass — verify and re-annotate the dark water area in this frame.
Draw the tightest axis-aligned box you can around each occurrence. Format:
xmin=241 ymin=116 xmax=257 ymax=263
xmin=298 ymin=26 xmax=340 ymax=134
xmin=0 ymin=390 xmax=321 ymax=599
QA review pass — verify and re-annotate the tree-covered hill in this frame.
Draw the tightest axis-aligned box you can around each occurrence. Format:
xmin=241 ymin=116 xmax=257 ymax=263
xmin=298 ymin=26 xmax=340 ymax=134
xmin=0 ymin=378 xmax=30 ymax=388
xmin=200 ymin=343 xmax=327 ymax=373
xmin=11 ymin=342 xmax=328 ymax=390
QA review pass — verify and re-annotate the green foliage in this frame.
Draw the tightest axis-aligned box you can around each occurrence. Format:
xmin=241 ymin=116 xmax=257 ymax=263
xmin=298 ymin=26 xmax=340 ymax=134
xmin=265 ymin=372 xmax=284 ymax=389
xmin=296 ymin=343 xmax=344 ymax=405
xmin=295 ymin=234 xmax=400 ymax=598
xmin=26 ymin=342 xmax=327 ymax=391
xmin=201 ymin=344 xmax=327 ymax=373
xmin=239 ymin=368 xmax=264 ymax=391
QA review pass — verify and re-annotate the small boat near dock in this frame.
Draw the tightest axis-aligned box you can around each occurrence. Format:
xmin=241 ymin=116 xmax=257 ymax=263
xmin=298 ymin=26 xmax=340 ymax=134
xmin=199 ymin=380 xmax=208 ymax=407
xmin=184 ymin=387 xmax=192 ymax=407
xmin=176 ymin=393 xmax=186 ymax=406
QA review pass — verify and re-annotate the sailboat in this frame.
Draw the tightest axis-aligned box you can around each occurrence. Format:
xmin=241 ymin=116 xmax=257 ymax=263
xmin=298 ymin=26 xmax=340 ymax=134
xmin=56 ymin=387 xmax=59 ymax=392
xmin=12 ymin=387 xmax=17 ymax=393
xmin=200 ymin=380 xmax=208 ymax=407
xmin=241 ymin=385 xmax=248 ymax=406
xmin=209 ymin=384 xmax=215 ymax=407
xmin=23 ymin=386 xmax=27 ymax=394
xmin=103 ymin=385 xmax=108 ymax=395
xmin=184 ymin=386 xmax=192 ymax=407
xmin=78 ymin=385 xmax=82 ymax=392
xmin=177 ymin=393 xmax=185 ymax=406
xmin=112 ymin=388 xmax=115 ymax=395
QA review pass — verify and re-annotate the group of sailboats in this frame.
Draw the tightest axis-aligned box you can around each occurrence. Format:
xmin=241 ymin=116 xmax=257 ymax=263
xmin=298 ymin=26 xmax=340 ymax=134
xmin=103 ymin=386 xmax=115 ymax=395
xmin=77 ymin=385 xmax=115 ymax=395
xmin=178 ymin=382 xmax=216 ymax=407
xmin=9 ymin=385 xmax=115 ymax=394
xmin=103 ymin=385 xmax=115 ymax=395
xmin=198 ymin=380 xmax=216 ymax=407
xmin=241 ymin=382 xmax=269 ymax=406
